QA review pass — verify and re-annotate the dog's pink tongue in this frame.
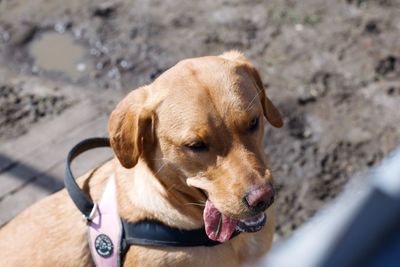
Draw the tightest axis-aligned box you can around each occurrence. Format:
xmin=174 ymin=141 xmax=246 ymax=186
xmin=203 ymin=200 xmax=238 ymax=243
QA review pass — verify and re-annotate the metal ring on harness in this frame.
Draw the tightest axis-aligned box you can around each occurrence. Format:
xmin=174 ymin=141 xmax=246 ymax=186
xmin=85 ymin=202 xmax=98 ymax=223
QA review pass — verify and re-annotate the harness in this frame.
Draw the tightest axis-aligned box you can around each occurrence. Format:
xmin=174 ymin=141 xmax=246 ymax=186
xmin=64 ymin=138 xmax=238 ymax=267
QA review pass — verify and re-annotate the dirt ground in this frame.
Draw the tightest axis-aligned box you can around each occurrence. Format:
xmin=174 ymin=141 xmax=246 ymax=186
xmin=0 ymin=0 xmax=399 ymax=238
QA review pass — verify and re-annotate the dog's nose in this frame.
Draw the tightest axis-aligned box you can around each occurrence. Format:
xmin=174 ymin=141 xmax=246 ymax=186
xmin=243 ymin=184 xmax=275 ymax=213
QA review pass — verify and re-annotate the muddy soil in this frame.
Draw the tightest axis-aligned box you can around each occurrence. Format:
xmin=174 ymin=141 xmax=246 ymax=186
xmin=0 ymin=0 xmax=399 ymax=238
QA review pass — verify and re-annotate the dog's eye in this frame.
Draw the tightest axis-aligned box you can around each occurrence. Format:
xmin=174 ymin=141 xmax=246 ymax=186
xmin=248 ymin=117 xmax=259 ymax=132
xmin=185 ymin=141 xmax=208 ymax=152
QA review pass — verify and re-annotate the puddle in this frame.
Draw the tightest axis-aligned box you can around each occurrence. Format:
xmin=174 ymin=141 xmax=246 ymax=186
xmin=30 ymin=32 xmax=92 ymax=80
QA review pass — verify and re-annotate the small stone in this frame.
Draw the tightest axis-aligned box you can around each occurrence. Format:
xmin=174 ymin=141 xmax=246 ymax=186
xmin=76 ymin=63 xmax=87 ymax=72
xmin=295 ymin=24 xmax=304 ymax=32
xmin=92 ymin=2 xmax=117 ymax=18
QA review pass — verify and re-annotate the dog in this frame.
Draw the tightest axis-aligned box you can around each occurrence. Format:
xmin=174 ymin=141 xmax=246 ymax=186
xmin=0 ymin=51 xmax=283 ymax=267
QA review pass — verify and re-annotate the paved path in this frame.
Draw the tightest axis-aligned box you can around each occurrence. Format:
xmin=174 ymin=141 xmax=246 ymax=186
xmin=0 ymin=98 xmax=114 ymax=226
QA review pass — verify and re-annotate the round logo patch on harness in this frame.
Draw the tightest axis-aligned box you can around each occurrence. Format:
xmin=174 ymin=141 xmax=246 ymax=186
xmin=95 ymin=234 xmax=113 ymax=258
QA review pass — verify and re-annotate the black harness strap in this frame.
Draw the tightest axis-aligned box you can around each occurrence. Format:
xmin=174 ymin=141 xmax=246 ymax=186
xmin=65 ymin=137 xmax=237 ymax=249
xmin=64 ymin=137 xmax=110 ymax=220
xmin=122 ymin=220 xmax=222 ymax=248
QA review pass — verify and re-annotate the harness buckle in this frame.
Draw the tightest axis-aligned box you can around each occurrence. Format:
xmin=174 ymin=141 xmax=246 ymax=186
xmin=84 ymin=203 xmax=98 ymax=224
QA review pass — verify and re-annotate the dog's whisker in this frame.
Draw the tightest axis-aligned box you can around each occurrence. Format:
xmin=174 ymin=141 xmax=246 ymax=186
xmin=167 ymin=182 xmax=187 ymax=192
xmin=167 ymin=183 xmax=178 ymax=192
xmin=150 ymin=157 xmax=168 ymax=161
xmin=154 ymin=162 xmax=167 ymax=175
xmin=245 ymin=89 xmax=263 ymax=112
xmin=184 ymin=202 xmax=206 ymax=207
xmin=167 ymin=182 xmax=190 ymax=192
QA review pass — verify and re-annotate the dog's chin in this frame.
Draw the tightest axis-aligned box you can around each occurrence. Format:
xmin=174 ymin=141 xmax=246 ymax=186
xmin=203 ymin=199 xmax=267 ymax=243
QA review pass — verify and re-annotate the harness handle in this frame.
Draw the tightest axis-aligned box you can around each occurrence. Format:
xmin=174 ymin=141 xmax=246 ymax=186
xmin=64 ymin=137 xmax=111 ymax=221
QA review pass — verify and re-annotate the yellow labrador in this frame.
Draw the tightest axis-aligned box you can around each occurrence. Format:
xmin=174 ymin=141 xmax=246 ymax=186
xmin=0 ymin=51 xmax=283 ymax=267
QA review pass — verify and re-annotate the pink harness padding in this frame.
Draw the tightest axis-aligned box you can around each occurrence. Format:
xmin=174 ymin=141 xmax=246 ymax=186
xmin=88 ymin=175 xmax=122 ymax=267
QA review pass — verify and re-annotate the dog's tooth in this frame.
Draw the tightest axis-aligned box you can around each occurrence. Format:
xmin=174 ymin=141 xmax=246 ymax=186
xmin=242 ymin=213 xmax=265 ymax=227
xmin=255 ymin=213 xmax=264 ymax=224
xmin=235 ymin=225 xmax=245 ymax=232
xmin=245 ymin=219 xmax=258 ymax=227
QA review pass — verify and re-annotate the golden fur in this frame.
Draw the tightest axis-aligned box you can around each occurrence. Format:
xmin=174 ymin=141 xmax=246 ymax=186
xmin=0 ymin=51 xmax=283 ymax=267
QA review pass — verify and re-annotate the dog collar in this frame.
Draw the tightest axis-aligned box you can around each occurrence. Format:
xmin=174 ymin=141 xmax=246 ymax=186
xmin=64 ymin=138 xmax=238 ymax=267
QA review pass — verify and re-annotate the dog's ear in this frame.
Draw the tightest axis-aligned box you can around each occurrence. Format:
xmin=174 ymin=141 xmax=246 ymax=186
xmin=248 ymin=66 xmax=283 ymax=128
xmin=220 ymin=51 xmax=283 ymax=128
xmin=108 ymin=87 xmax=155 ymax=168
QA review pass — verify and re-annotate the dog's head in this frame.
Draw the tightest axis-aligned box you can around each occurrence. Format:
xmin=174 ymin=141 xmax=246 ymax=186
xmin=108 ymin=51 xmax=283 ymax=242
